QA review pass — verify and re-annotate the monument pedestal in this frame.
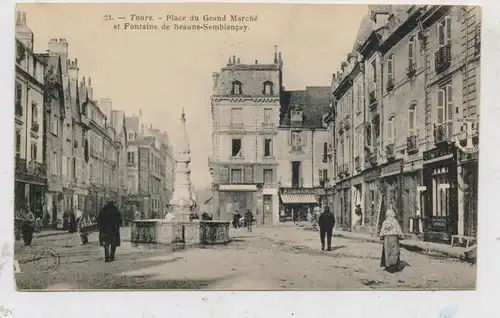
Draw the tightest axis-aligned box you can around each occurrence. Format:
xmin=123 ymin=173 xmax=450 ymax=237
xmin=130 ymin=219 xmax=202 ymax=244
xmin=200 ymin=221 xmax=230 ymax=244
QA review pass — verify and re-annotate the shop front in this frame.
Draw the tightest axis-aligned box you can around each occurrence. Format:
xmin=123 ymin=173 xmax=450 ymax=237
xmin=380 ymin=159 xmax=404 ymax=230
xmin=350 ymin=174 xmax=364 ymax=232
xmin=422 ymin=143 xmax=458 ymax=243
xmin=279 ymin=188 xmax=318 ymax=222
xmin=363 ymin=166 xmax=381 ymax=230
xmin=218 ymin=184 xmax=259 ymax=223
xmin=403 ymin=158 xmax=424 ymax=236
xmin=337 ymin=180 xmax=351 ymax=231
xmin=14 ymin=158 xmax=47 ymax=218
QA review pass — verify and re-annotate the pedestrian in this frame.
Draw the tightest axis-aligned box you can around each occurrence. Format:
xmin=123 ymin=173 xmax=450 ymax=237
xmin=233 ymin=211 xmax=241 ymax=229
xmin=21 ymin=206 xmax=36 ymax=246
xmin=244 ymin=209 xmax=253 ymax=232
xmin=68 ymin=210 xmax=78 ymax=233
xmin=96 ymin=198 xmax=122 ymax=263
xmin=379 ymin=209 xmax=405 ymax=272
xmin=318 ymin=206 xmax=335 ymax=251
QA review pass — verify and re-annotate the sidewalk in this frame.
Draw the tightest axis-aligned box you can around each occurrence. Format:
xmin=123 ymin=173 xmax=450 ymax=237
xmin=254 ymin=226 xmax=469 ymax=261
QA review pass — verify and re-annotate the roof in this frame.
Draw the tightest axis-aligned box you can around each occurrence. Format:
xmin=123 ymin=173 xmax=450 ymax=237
xmin=222 ymin=64 xmax=279 ymax=71
xmin=280 ymin=86 xmax=331 ymax=129
xmin=352 ymin=14 xmax=375 ymax=53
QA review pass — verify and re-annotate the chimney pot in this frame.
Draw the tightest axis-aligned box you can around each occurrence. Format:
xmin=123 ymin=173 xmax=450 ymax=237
xmin=88 ymin=77 xmax=91 ymax=86
xmin=228 ymin=57 xmax=232 ymax=65
xmin=279 ymin=52 xmax=282 ymax=61
xmin=16 ymin=12 xmax=21 ymax=24
xmin=255 ymin=60 xmax=258 ymax=64
xmin=232 ymin=55 xmax=236 ymax=64
xmin=82 ymin=76 xmax=86 ymax=85
xmin=75 ymin=58 xmax=78 ymax=66
xmin=22 ymin=12 xmax=26 ymax=23
xmin=237 ymin=58 xmax=240 ymax=64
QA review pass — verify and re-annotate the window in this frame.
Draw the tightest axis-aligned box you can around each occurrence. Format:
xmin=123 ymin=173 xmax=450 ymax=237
xmin=230 ymin=169 xmax=243 ymax=183
xmin=231 ymin=108 xmax=242 ymax=126
xmin=232 ymin=81 xmax=242 ymax=95
xmin=387 ymin=116 xmax=396 ymax=144
xmin=475 ymin=23 xmax=481 ymax=55
xmin=128 ymin=132 xmax=134 ymax=141
xmin=408 ymin=36 xmax=416 ymax=70
xmin=387 ymin=54 xmax=394 ymax=81
xmin=15 ymin=83 xmax=22 ymax=114
xmin=323 ymin=142 xmax=328 ymax=162
xmin=14 ymin=130 xmax=22 ymax=158
xmin=127 ymin=152 xmax=135 ymax=165
xmin=31 ymin=102 xmax=38 ymax=126
xmin=264 ymin=138 xmax=272 ymax=157
xmin=438 ymin=16 xmax=452 ymax=47
xmin=263 ymin=81 xmax=273 ymax=95
xmin=231 ymin=138 xmax=242 ymax=157
xmin=371 ymin=59 xmax=377 ymax=83
xmin=291 ymin=131 xmax=304 ymax=151
xmin=436 ymin=85 xmax=453 ymax=125
xmin=51 ymin=151 xmax=58 ymax=175
xmin=409 ymin=103 xmax=417 ymax=136
xmin=345 ymin=135 xmax=350 ymax=167
xmin=263 ymin=169 xmax=273 ymax=184
xmin=51 ymin=114 xmax=58 ymax=135
xmin=264 ymin=108 xmax=272 ymax=124
xmin=357 ymin=83 xmax=363 ymax=112
xmin=29 ymin=142 xmax=37 ymax=161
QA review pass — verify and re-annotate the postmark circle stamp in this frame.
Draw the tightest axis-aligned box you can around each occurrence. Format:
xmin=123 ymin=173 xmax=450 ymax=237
xmin=33 ymin=247 xmax=60 ymax=273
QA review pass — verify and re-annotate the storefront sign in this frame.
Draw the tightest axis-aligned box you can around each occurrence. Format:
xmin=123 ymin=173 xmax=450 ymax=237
xmin=281 ymin=188 xmax=315 ymax=195
xmin=219 ymin=184 xmax=257 ymax=191
xmin=380 ymin=159 xmax=403 ymax=178
xmin=403 ymin=160 xmax=423 ymax=173
xmin=364 ymin=167 xmax=381 ymax=182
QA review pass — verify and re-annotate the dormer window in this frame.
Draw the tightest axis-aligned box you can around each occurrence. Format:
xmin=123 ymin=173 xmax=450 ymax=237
xmin=232 ymin=81 xmax=242 ymax=95
xmin=263 ymin=81 xmax=273 ymax=95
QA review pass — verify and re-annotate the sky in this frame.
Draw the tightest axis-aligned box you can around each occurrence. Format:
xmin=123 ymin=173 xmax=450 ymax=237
xmin=17 ymin=3 xmax=368 ymax=190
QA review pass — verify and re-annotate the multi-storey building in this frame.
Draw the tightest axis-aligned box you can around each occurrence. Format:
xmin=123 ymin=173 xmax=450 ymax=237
xmin=14 ymin=12 xmax=47 ymax=217
xmin=209 ymin=50 xmax=282 ymax=225
xmin=277 ymin=87 xmax=330 ymax=223
xmin=110 ymin=109 xmax=129 ymax=211
xmin=327 ymin=5 xmax=480 ymax=242
xmin=38 ymin=49 xmax=65 ymax=227
xmin=126 ymin=136 xmax=167 ymax=218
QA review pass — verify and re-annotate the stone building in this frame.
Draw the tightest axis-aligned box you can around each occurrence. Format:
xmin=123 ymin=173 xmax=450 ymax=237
xmin=14 ymin=12 xmax=47 ymax=218
xmin=326 ymin=5 xmax=480 ymax=242
xmin=209 ymin=49 xmax=282 ymax=225
xmin=277 ymin=87 xmax=330 ymax=223
xmin=38 ymin=49 xmax=65 ymax=227
xmin=109 ymin=109 xmax=129 ymax=211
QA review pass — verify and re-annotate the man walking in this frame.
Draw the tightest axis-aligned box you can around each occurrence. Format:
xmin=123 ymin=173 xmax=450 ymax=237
xmin=97 ymin=198 xmax=122 ymax=263
xmin=318 ymin=206 xmax=335 ymax=251
xmin=244 ymin=209 xmax=254 ymax=232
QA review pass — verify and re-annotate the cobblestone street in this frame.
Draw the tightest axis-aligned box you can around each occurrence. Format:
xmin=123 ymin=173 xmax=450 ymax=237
xmin=14 ymin=226 xmax=476 ymax=290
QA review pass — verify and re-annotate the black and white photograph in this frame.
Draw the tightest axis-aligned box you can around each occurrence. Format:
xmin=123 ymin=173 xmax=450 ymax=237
xmin=13 ymin=3 xmax=479 ymax=291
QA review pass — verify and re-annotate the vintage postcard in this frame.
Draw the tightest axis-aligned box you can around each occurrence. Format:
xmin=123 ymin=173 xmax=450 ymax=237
xmin=13 ymin=3 xmax=478 ymax=290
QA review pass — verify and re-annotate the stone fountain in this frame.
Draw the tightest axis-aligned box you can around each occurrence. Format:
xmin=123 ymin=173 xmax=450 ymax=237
xmin=130 ymin=109 xmax=229 ymax=245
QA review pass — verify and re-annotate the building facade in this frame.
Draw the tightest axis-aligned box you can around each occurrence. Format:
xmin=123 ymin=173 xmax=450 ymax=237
xmin=15 ymin=12 xmax=47 ymax=218
xmin=327 ymin=5 xmax=480 ymax=242
xmin=210 ymin=51 xmax=282 ymax=225
xmin=277 ymin=87 xmax=330 ymax=223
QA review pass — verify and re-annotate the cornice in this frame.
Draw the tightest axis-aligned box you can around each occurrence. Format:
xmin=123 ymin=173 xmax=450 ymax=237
xmin=211 ymin=96 xmax=280 ymax=103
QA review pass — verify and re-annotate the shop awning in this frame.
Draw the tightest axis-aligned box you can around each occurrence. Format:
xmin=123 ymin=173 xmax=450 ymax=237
xmin=280 ymin=193 xmax=318 ymax=205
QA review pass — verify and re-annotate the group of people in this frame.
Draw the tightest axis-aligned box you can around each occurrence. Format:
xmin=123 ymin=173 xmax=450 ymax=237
xmin=232 ymin=209 xmax=254 ymax=232
xmin=317 ymin=205 xmax=405 ymax=272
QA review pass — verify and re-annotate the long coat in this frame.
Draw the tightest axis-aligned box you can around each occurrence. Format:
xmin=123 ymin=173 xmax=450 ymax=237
xmin=318 ymin=211 xmax=335 ymax=232
xmin=97 ymin=203 xmax=122 ymax=247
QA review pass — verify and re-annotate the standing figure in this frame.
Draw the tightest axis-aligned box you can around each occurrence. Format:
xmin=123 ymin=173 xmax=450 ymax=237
xmin=244 ymin=209 xmax=254 ymax=232
xmin=318 ymin=206 xmax=335 ymax=251
xmin=379 ymin=209 xmax=405 ymax=272
xmin=233 ymin=211 xmax=241 ymax=229
xmin=97 ymin=198 xmax=122 ymax=263
xmin=21 ymin=206 xmax=36 ymax=246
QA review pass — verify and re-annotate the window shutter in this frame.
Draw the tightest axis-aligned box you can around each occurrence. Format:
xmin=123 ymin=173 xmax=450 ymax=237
xmin=408 ymin=42 xmax=413 ymax=67
xmin=438 ymin=23 xmax=445 ymax=46
xmin=437 ymin=89 xmax=445 ymax=124
xmin=62 ymin=156 xmax=67 ymax=176
xmin=302 ymin=131 xmax=307 ymax=146
xmin=446 ymin=17 xmax=452 ymax=44
xmin=446 ymin=84 xmax=453 ymax=121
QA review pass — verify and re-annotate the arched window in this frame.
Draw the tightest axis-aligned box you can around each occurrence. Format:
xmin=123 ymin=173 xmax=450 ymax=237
xmin=387 ymin=115 xmax=396 ymax=144
xmin=408 ymin=102 xmax=417 ymax=136
xmin=263 ymin=81 xmax=273 ymax=95
xmin=232 ymin=81 xmax=242 ymax=95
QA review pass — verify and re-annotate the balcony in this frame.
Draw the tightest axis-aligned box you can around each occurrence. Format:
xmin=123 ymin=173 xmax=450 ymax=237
xmin=364 ymin=145 xmax=378 ymax=167
xmin=386 ymin=78 xmax=394 ymax=92
xmin=434 ymin=44 xmax=451 ymax=74
xmin=15 ymin=158 xmax=47 ymax=183
xmin=15 ymin=157 xmax=27 ymax=176
xmin=291 ymin=145 xmax=303 ymax=153
xmin=31 ymin=122 xmax=39 ymax=132
xmin=15 ymin=102 xmax=23 ymax=116
xmin=407 ymin=135 xmax=418 ymax=154
xmin=343 ymin=164 xmax=349 ymax=177
xmin=322 ymin=154 xmax=328 ymax=163
xmin=434 ymin=122 xmax=453 ymax=145
xmin=369 ymin=90 xmax=377 ymax=110
xmin=261 ymin=122 xmax=275 ymax=131
xmin=385 ymin=143 xmax=395 ymax=160
xmin=406 ymin=65 xmax=416 ymax=78
xmin=291 ymin=178 xmax=304 ymax=188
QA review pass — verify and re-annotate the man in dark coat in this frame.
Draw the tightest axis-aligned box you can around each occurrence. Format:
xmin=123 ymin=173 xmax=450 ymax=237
xmin=244 ymin=209 xmax=254 ymax=232
xmin=318 ymin=206 xmax=335 ymax=251
xmin=97 ymin=198 xmax=122 ymax=262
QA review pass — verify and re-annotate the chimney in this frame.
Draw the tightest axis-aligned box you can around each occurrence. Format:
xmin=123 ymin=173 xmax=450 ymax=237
xmin=82 ymin=76 xmax=86 ymax=87
xmin=22 ymin=12 xmax=26 ymax=23
xmin=16 ymin=12 xmax=21 ymax=24
xmin=48 ymin=38 xmax=69 ymax=74
xmin=227 ymin=57 xmax=232 ymax=66
xmin=255 ymin=60 xmax=258 ymax=64
xmin=87 ymin=77 xmax=93 ymax=100
xmin=341 ymin=62 xmax=348 ymax=73
xmin=237 ymin=57 xmax=240 ymax=64
xmin=212 ymin=72 xmax=220 ymax=91
xmin=232 ymin=55 xmax=236 ymax=64
xmin=88 ymin=77 xmax=91 ymax=86
xmin=274 ymin=45 xmax=278 ymax=63
xmin=15 ymin=11 xmax=34 ymax=50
